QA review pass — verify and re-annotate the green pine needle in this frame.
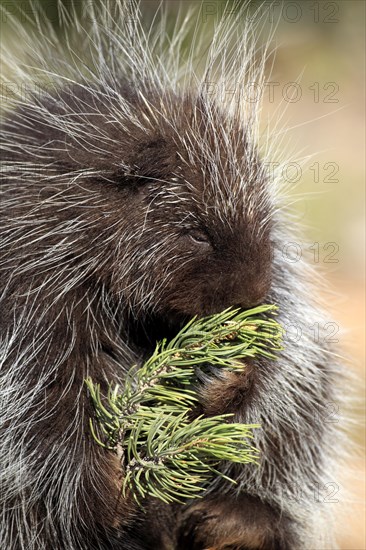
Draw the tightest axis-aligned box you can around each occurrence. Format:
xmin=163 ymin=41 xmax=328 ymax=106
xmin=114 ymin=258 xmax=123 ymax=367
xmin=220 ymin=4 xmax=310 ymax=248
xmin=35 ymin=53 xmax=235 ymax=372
xmin=86 ymin=305 xmax=282 ymax=505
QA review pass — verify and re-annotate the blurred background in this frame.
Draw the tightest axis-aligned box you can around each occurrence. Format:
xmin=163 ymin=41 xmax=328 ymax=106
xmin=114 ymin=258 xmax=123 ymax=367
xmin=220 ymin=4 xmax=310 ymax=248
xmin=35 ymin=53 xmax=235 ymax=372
xmin=1 ymin=0 xmax=364 ymax=547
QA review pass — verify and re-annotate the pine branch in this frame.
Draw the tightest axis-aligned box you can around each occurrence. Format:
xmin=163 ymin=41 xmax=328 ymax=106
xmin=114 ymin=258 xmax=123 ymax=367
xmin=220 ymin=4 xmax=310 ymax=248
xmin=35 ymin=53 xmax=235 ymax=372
xmin=86 ymin=305 xmax=282 ymax=505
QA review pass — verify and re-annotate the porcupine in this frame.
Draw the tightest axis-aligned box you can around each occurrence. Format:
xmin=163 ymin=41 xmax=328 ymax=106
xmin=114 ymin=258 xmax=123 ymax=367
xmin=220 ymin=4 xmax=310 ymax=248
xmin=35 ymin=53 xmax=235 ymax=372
xmin=0 ymin=1 xmax=344 ymax=549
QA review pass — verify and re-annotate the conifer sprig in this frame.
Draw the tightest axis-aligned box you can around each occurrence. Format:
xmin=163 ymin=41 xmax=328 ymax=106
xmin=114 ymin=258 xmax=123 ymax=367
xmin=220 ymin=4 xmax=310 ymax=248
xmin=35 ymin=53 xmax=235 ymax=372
xmin=86 ymin=305 xmax=282 ymax=504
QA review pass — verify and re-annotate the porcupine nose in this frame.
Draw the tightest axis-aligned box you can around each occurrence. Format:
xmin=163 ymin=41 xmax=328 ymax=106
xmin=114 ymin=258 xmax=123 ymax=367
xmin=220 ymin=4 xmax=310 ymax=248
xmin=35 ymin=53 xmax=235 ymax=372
xmin=232 ymin=244 xmax=273 ymax=309
xmin=233 ymin=293 xmax=265 ymax=311
xmin=231 ymin=275 xmax=272 ymax=310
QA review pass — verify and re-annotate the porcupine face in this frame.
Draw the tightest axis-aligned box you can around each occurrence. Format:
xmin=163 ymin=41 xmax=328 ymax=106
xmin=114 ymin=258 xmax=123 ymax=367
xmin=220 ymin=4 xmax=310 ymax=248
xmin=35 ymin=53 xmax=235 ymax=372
xmin=104 ymin=92 xmax=274 ymax=329
xmin=29 ymin=84 xmax=274 ymax=330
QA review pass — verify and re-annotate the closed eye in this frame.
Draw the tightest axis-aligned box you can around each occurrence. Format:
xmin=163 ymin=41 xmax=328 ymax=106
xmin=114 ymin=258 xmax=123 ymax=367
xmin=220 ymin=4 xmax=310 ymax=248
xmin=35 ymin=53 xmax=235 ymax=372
xmin=187 ymin=230 xmax=211 ymax=246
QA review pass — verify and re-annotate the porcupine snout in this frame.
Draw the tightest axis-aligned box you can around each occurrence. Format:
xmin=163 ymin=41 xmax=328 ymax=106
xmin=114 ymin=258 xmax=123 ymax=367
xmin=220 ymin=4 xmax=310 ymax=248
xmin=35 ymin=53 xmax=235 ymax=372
xmin=199 ymin=226 xmax=273 ymax=315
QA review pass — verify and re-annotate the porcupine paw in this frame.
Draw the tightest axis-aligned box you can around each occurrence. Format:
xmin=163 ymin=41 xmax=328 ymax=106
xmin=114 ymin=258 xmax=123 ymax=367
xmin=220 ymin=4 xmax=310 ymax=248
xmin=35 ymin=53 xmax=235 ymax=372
xmin=197 ymin=362 xmax=256 ymax=418
xmin=176 ymin=495 xmax=295 ymax=550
